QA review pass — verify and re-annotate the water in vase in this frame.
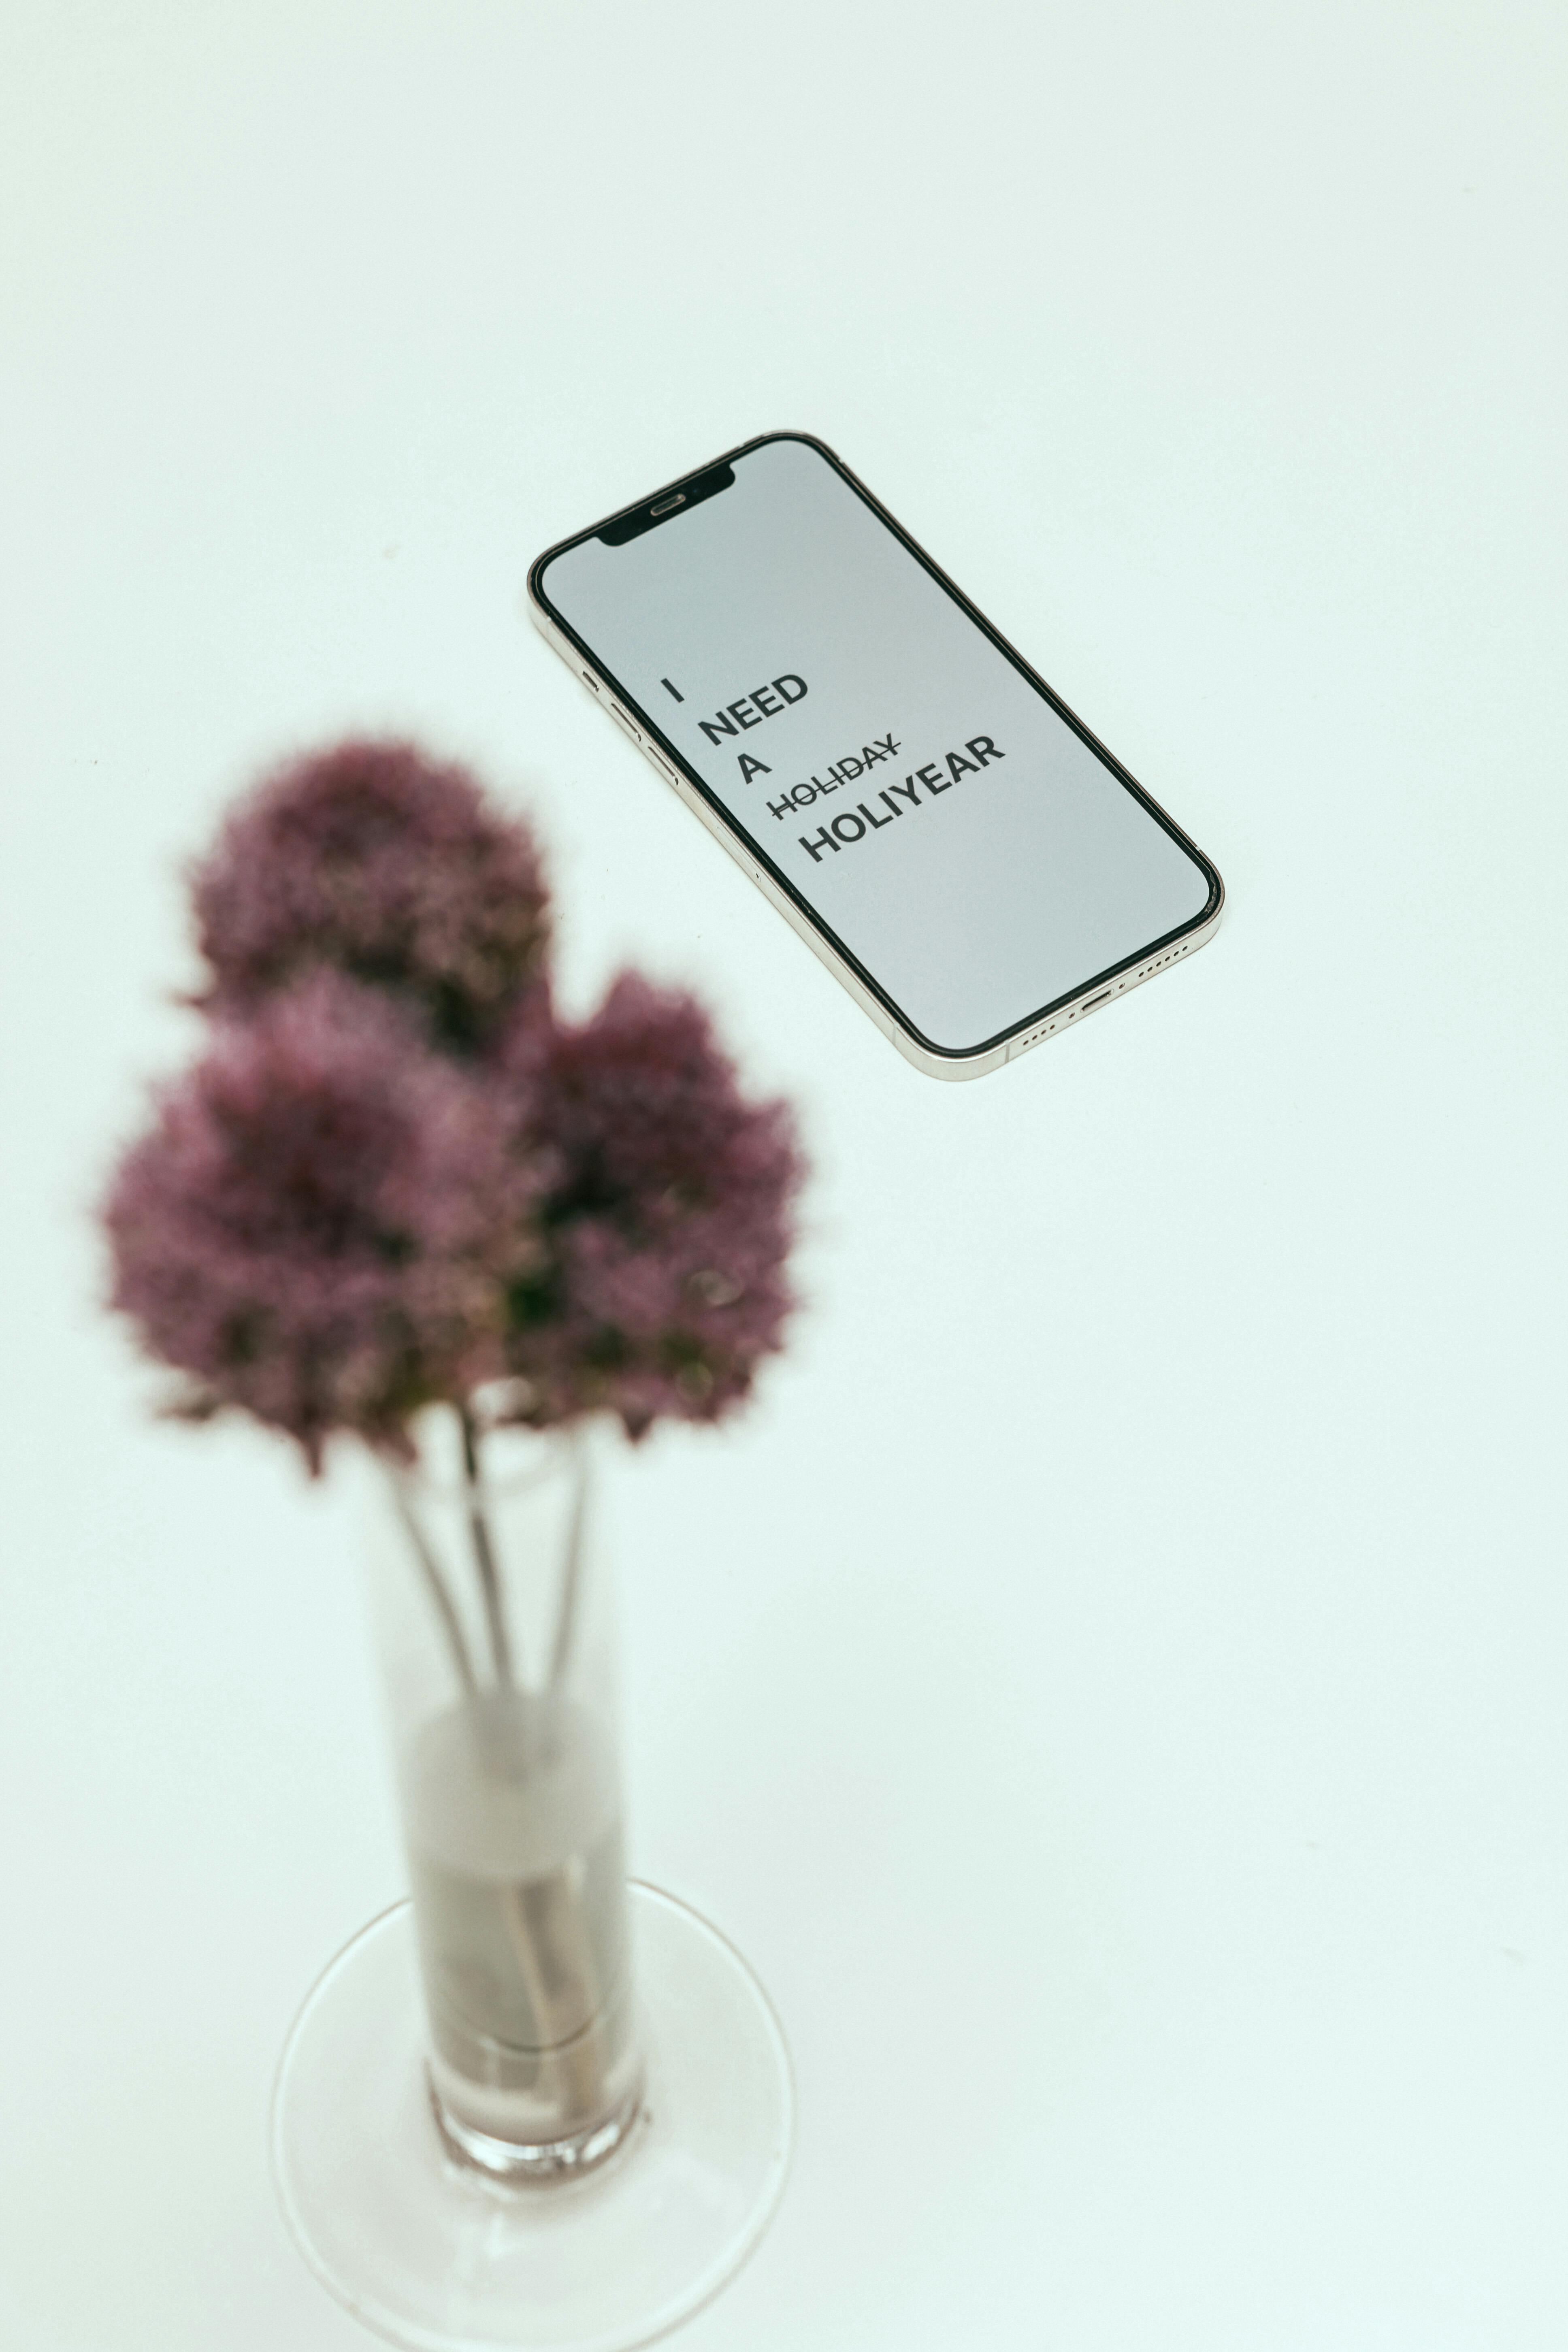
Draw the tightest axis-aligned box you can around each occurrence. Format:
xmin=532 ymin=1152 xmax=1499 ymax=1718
xmin=402 ymin=1689 xmax=640 ymax=2152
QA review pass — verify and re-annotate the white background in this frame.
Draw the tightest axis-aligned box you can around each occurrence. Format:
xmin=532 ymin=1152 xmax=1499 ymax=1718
xmin=2 ymin=4 xmax=1565 ymax=2347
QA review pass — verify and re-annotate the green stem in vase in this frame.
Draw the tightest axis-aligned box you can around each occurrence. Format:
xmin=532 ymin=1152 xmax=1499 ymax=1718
xmin=459 ymin=1402 xmax=515 ymax=1688
xmin=548 ymin=1431 xmax=590 ymax=1693
xmin=392 ymin=1476 xmax=477 ymax=1699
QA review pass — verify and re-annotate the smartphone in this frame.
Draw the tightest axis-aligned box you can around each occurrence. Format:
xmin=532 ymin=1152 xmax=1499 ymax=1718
xmin=528 ymin=432 xmax=1223 ymax=1080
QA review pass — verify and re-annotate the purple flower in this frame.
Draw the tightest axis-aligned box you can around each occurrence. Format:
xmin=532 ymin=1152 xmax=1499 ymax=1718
xmin=190 ymin=739 xmax=550 ymax=1051
xmin=105 ymin=734 xmax=808 ymax=1465
xmin=499 ymin=974 xmax=805 ymax=1436
xmin=103 ymin=970 xmax=541 ymax=1470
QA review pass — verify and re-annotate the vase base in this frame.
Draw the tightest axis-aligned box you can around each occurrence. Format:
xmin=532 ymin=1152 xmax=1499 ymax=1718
xmin=426 ymin=2069 xmax=644 ymax=2187
xmin=271 ymin=1885 xmax=794 ymax=2352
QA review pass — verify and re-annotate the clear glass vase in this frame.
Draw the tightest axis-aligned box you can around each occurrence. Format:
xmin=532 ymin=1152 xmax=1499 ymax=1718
xmin=271 ymin=1410 xmax=795 ymax=2352
xmin=369 ymin=1412 xmax=642 ymax=2177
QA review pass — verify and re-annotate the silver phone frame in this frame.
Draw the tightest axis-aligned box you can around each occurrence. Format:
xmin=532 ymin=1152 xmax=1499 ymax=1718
xmin=527 ymin=431 xmax=1224 ymax=1082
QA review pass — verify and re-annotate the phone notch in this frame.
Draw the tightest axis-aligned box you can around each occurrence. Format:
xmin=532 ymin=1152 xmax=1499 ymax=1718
xmin=599 ymin=462 xmax=735 ymax=548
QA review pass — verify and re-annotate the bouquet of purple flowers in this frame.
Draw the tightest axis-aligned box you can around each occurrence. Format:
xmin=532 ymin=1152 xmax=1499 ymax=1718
xmin=103 ymin=739 xmax=805 ymax=1470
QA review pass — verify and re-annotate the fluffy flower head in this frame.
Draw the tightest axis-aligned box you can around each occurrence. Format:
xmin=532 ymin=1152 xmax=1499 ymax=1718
xmin=191 ymin=739 xmax=550 ymax=1050
xmin=501 ymin=974 xmax=805 ymax=1435
xmin=106 ymin=734 xmax=807 ymax=1466
xmin=103 ymin=970 xmax=539 ymax=1469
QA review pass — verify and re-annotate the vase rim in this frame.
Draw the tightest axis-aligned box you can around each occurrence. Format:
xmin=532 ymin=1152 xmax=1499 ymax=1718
xmin=386 ymin=1409 xmax=594 ymax=1504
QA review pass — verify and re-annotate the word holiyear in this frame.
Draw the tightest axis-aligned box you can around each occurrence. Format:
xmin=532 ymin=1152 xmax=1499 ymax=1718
xmin=697 ymin=673 xmax=808 ymax=784
xmin=794 ymin=736 xmax=1005 ymax=861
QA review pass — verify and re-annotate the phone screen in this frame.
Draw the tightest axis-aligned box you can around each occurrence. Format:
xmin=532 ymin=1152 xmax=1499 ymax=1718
xmin=534 ymin=435 xmax=1217 ymax=1058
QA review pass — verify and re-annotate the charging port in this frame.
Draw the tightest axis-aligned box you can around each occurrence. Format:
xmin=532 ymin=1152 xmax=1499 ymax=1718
xmin=1082 ymin=989 xmax=1112 ymax=1010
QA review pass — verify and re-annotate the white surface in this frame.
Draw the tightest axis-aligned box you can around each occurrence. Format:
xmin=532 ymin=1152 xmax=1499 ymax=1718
xmin=1 ymin=5 xmax=1564 ymax=2348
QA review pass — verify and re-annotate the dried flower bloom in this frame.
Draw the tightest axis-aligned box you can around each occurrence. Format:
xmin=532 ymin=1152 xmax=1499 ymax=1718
xmin=103 ymin=970 xmax=541 ymax=1470
xmin=107 ymin=733 xmax=805 ymax=1465
xmin=499 ymin=974 xmax=805 ymax=1436
xmin=191 ymin=739 xmax=550 ymax=1051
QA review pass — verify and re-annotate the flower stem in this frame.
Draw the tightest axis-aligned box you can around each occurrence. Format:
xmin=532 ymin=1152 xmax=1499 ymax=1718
xmin=392 ymin=1477 xmax=477 ymax=1699
xmin=548 ymin=1431 xmax=590 ymax=1692
xmin=460 ymin=1403 xmax=514 ymax=1687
